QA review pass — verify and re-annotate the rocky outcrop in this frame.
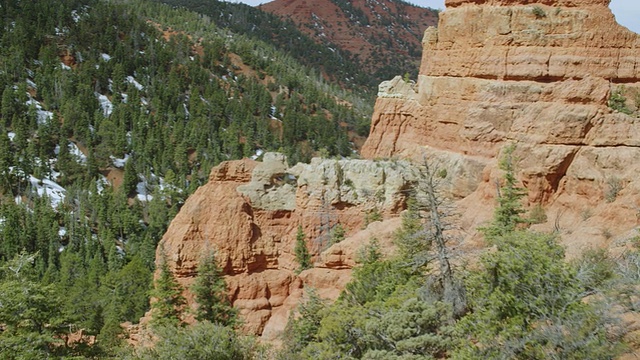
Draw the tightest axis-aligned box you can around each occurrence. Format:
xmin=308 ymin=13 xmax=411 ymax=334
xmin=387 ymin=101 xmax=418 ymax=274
xmin=155 ymin=153 xmax=416 ymax=338
xmin=362 ymin=0 xmax=640 ymax=251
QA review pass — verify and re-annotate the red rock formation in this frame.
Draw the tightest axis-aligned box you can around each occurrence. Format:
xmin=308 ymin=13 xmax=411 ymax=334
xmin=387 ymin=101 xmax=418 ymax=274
xmin=362 ymin=0 xmax=640 ymax=252
xmin=155 ymin=154 xmax=414 ymax=338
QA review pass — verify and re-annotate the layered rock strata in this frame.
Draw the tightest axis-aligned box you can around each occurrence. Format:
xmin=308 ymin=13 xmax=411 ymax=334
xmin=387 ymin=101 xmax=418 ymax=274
xmin=155 ymin=153 xmax=416 ymax=338
xmin=362 ymin=0 xmax=640 ymax=251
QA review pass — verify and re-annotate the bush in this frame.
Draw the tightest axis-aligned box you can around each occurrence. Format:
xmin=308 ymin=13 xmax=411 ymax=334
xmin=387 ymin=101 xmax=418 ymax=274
xmin=330 ymin=223 xmax=346 ymax=245
xmin=528 ymin=203 xmax=547 ymax=224
xmin=363 ymin=208 xmax=382 ymax=227
xmin=133 ymin=322 xmax=263 ymax=360
xmin=532 ymin=6 xmax=546 ymax=18
xmin=605 ymin=176 xmax=622 ymax=203
xmin=453 ymin=231 xmax=624 ymax=359
xmin=609 ymin=90 xmax=633 ymax=115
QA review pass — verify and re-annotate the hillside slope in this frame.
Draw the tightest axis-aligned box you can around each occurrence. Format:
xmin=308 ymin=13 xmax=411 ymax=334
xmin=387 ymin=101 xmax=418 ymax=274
xmin=260 ymin=0 xmax=439 ymax=82
xmin=0 ymin=0 xmax=373 ymax=355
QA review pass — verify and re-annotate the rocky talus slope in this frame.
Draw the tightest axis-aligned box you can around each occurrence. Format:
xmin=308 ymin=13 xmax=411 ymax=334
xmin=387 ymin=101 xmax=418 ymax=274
xmin=155 ymin=153 xmax=416 ymax=338
xmin=363 ymin=0 xmax=640 ymax=253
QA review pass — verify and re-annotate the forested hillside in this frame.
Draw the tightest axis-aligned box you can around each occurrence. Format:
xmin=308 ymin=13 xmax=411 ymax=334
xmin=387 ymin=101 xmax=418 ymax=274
xmin=260 ymin=0 xmax=439 ymax=85
xmin=151 ymin=0 xmax=414 ymax=89
xmin=0 ymin=0 xmax=371 ymax=356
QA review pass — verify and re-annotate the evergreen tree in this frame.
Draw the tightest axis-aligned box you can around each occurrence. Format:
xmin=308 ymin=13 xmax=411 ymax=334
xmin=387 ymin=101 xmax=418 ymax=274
xmin=151 ymin=257 xmax=185 ymax=327
xmin=482 ymin=144 xmax=527 ymax=240
xmin=295 ymin=225 xmax=311 ymax=272
xmin=281 ymin=288 xmax=326 ymax=355
xmin=135 ymin=321 xmax=261 ymax=360
xmin=0 ymin=252 xmax=67 ymax=357
xmin=123 ymin=157 xmax=139 ymax=198
xmin=453 ymin=231 xmax=622 ymax=359
xmin=191 ymin=251 xmax=236 ymax=326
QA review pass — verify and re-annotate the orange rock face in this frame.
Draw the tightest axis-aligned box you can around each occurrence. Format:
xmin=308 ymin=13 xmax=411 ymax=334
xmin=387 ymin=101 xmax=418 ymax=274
xmin=155 ymin=154 xmax=415 ymax=338
xmin=362 ymin=0 xmax=640 ymax=252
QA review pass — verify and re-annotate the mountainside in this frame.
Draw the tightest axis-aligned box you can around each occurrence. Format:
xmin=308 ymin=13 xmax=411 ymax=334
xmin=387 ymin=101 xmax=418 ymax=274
xmin=0 ymin=0 xmax=373 ymax=356
xmin=151 ymin=0 xmax=383 ymax=89
xmin=5 ymin=0 xmax=640 ymax=357
xmin=259 ymin=0 xmax=439 ymax=82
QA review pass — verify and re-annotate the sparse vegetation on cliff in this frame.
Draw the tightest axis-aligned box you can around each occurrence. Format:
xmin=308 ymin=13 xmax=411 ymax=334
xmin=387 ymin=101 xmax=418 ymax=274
xmin=609 ymin=89 xmax=633 ymax=115
xmin=275 ymin=150 xmax=629 ymax=359
xmin=532 ymin=6 xmax=546 ymax=18
xmin=295 ymin=225 xmax=312 ymax=273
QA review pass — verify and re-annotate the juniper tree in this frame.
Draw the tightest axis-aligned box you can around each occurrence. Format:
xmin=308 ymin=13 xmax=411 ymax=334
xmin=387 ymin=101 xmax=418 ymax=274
xmin=453 ymin=231 xmax=623 ymax=359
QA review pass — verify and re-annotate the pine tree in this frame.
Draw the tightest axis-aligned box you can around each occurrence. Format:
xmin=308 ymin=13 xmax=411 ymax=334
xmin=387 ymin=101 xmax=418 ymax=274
xmin=191 ymin=251 xmax=236 ymax=326
xmin=0 ymin=252 xmax=67 ymax=357
xmin=281 ymin=288 xmax=325 ymax=355
xmin=295 ymin=225 xmax=311 ymax=272
xmin=122 ymin=157 xmax=139 ymax=198
xmin=150 ymin=258 xmax=185 ymax=327
xmin=482 ymin=144 xmax=527 ymax=241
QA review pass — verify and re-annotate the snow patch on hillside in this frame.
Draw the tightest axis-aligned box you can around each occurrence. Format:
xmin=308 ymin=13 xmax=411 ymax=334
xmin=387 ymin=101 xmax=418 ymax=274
xmin=28 ymin=176 xmax=66 ymax=208
xmin=26 ymin=98 xmax=53 ymax=125
xmin=127 ymin=76 xmax=144 ymax=90
xmin=110 ymin=154 xmax=130 ymax=168
xmin=97 ymin=94 xmax=113 ymax=117
xmin=68 ymin=142 xmax=87 ymax=163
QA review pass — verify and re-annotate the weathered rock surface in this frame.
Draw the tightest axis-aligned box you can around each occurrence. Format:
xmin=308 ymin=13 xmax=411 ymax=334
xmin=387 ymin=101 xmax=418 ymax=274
xmin=155 ymin=154 xmax=415 ymax=338
xmin=362 ymin=0 xmax=640 ymax=252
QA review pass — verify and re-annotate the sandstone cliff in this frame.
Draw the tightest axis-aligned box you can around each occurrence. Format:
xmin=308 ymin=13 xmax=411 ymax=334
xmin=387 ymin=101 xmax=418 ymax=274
xmin=155 ymin=153 xmax=416 ymax=339
xmin=363 ymin=0 xmax=640 ymax=252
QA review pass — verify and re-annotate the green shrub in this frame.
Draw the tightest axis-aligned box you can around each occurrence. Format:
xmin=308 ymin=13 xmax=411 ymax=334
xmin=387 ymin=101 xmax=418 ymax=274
xmin=329 ymin=224 xmax=346 ymax=245
xmin=532 ymin=6 xmax=546 ymax=18
xmin=363 ymin=208 xmax=382 ymax=227
xmin=609 ymin=90 xmax=633 ymax=115
xmin=134 ymin=322 xmax=262 ymax=360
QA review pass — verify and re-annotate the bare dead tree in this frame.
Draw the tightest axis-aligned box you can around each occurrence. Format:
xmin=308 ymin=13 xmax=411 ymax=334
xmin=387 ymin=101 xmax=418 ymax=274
xmin=410 ymin=156 xmax=467 ymax=317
